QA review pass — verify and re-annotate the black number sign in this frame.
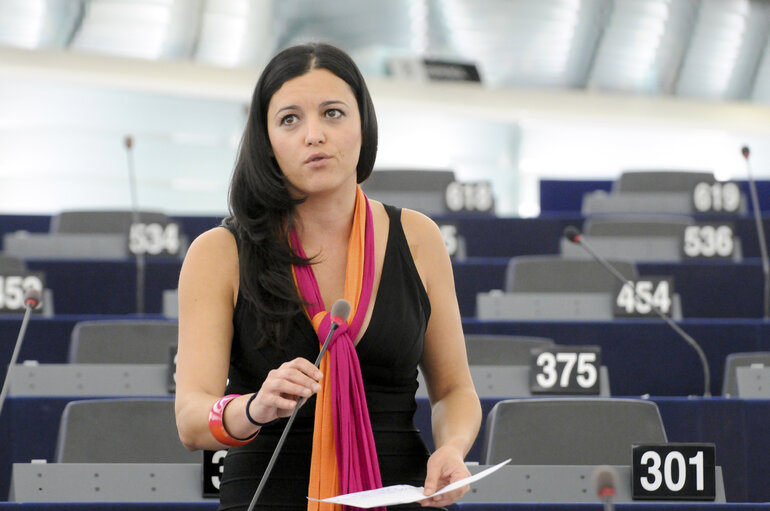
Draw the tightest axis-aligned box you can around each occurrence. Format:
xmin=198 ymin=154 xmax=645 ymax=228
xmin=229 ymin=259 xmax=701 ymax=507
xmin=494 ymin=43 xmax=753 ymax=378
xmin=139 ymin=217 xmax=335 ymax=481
xmin=530 ymin=346 xmax=602 ymax=395
xmin=632 ymin=443 xmax=716 ymax=500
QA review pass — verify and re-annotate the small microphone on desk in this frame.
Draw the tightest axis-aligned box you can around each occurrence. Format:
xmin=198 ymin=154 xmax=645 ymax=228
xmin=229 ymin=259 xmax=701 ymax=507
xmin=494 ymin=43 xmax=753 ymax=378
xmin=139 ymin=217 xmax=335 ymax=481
xmin=592 ymin=465 xmax=617 ymax=511
xmin=564 ymin=226 xmax=712 ymax=397
xmin=0 ymin=288 xmax=42 ymax=418
xmin=742 ymin=145 xmax=770 ymax=321
xmin=246 ymin=298 xmax=351 ymax=511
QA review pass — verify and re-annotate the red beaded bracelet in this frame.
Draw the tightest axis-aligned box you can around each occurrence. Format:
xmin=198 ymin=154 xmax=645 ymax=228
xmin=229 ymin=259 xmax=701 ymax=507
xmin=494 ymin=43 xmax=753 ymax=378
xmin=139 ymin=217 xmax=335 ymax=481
xmin=208 ymin=394 xmax=258 ymax=447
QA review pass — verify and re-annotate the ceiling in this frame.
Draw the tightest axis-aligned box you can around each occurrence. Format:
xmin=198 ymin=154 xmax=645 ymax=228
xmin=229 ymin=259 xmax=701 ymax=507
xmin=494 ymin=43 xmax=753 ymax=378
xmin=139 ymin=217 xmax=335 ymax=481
xmin=1 ymin=0 xmax=769 ymax=102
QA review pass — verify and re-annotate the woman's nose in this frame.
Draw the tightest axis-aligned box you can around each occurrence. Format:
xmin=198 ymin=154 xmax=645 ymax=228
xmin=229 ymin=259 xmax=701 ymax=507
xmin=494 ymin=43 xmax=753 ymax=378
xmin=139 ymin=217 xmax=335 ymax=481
xmin=304 ymin=118 xmax=326 ymax=146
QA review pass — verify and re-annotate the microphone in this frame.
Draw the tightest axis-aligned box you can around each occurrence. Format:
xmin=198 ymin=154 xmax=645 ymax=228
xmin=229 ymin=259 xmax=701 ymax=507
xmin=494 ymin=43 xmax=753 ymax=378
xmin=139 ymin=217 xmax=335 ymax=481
xmin=564 ymin=226 xmax=712 ymax=397
xmin=246 ymin=298 xmax=351 ymax=511
xmin=125 ymin=134 xmax=145 ymax=315
xmin=0 ymin=288 xmax=42 ymax=418
xmin=591 ymin=465 xmax=617 ymax=511
xmin=742 ymin=145 xmax=770 ymax=320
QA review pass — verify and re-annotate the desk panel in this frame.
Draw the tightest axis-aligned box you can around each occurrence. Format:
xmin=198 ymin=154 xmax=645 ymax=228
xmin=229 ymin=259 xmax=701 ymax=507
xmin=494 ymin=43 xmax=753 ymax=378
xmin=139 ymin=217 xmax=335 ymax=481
xmin=0 ymin=505 xmax=767 ymax=511
xmin=24 ymin=260 xmax=181 ymax=315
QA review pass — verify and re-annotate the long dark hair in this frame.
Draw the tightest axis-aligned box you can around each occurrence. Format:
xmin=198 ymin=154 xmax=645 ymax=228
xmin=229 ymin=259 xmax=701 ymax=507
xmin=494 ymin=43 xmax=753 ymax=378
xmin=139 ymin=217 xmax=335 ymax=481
xmin=224 ymin=42 xmax=378 ymax=347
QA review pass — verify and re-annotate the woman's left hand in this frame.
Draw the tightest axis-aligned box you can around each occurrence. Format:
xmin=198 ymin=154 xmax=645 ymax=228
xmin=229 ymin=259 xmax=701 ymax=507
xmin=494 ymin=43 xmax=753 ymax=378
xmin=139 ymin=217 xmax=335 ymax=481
xmin=419 ymin=444 xmax=470 ymax=507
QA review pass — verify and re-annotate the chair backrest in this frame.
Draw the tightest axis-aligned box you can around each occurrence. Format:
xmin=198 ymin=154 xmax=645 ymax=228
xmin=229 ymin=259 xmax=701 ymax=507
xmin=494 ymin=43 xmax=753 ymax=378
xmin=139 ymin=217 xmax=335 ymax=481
xmin=505 ymin=256 xmax=637 ymax=293
xmin=584 ymin=215 xmax=694 ymax=237
xmin=69 ymin=320 xmax=178 ymax=363
xmin=479 ymin=398 xmax=667 ymax=465
xmin=361 ymin=169 xmax=456 ymax=214
xmin=722 ymin=351 xmax=770 ymax=397
xmin=465 ymin=335 xmax=555 ymax=365
xmin=613 ymin=170 xmax=715 ymax=193
xmin=51 ymin=210 xmax=170 ymax=234
xmin=0 ymin=254 xmax=26 ymax=273
xmin=54 ymin=398 xmax=197 ymax=462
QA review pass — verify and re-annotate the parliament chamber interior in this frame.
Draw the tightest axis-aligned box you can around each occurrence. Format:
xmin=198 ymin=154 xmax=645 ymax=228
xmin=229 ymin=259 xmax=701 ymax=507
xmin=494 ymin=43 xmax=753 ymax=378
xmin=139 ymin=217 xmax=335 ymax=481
xmin=3 ymin=1 xmax=770 ymax=510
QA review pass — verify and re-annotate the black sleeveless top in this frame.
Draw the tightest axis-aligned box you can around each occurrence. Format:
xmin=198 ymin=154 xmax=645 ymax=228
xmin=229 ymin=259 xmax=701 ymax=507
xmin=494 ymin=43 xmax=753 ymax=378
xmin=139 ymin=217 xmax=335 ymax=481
xmin=219 ymin=205 xmax=439 ymax=511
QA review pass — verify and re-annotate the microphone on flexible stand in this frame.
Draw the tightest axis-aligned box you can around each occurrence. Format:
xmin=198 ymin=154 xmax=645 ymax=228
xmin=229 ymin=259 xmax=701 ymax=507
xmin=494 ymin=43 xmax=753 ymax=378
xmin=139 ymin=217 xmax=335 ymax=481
xmin=564 ymin=226 xmax=711 ymax=397
xmin=246 ymin=298 xmax=351 ymax=511
xmin=742 ymin=146 xmax=770 ymax=321
xmin=592 ymin=465 xmax=618 ymax=511
xmin=0 ymin=288 xmax=42 ymax=419
xmin=124 ymin=135 xmax=145 ymax=315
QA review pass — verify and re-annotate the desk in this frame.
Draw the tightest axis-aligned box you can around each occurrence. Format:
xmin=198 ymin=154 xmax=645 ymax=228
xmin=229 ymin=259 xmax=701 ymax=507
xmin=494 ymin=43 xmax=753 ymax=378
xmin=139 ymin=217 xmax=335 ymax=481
xmin=454 ymin=258 xmax=768 ymax=319
xmin=1 ymin=396 xmax=767 ymax=503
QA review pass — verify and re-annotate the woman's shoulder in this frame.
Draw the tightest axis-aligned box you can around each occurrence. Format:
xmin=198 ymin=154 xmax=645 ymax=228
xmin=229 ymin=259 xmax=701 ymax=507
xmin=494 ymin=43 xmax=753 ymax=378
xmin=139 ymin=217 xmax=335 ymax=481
xmin=398 ymin=207 xmax=442 ymax=244
xmin=184 ymin=226 xmax=239 ymax=269
xmin=190 ymin=225 xmax=237 ymax=250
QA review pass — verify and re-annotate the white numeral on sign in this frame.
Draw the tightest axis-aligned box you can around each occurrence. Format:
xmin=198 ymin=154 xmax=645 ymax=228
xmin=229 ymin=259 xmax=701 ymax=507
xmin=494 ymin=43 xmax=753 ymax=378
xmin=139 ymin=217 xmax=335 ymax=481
xmin=640 ymin=450 xmax=705 ymax=492
xmin=0 ymin=275 xmax=43 ymax=310
xmin=129 ymin=223 xmax=180 ymax=255
xmin=210 ymin=450 xmax=227 ymax=490
xmin=445 ymin=182 xmax=493 ymax=212
xmin=683 ymin=225 xmax=734 ymax=258
xmin=535 ymin=352 xmax=597 ymax=389
xmin=617 ymin=280 xmax=671 ymax=314
xmin=439 ymin=225 xmax=458 ymax=257
xmin=693 ymin=182 xmax=741 ymax=213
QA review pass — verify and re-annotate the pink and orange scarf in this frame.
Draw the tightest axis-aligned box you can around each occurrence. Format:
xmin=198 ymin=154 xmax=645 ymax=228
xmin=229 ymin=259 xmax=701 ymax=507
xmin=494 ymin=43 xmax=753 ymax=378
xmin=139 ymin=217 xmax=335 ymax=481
xmin=290 ymin=186 xmax=384 ymax=511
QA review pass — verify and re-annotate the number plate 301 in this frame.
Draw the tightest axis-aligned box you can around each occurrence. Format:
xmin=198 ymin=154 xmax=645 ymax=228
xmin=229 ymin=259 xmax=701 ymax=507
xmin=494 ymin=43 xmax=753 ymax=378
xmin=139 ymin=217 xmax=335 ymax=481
xmin=632 ymin=443 xmax=716 ymax=500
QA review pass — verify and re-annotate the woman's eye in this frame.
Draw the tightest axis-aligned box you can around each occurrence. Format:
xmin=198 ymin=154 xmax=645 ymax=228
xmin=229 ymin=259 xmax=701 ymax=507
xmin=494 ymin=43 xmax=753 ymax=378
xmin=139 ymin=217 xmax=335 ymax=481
xmin=280 ymin=114 xmax=298 ymax=126
xmin=325 ymin=108 xmax=344 ymax=119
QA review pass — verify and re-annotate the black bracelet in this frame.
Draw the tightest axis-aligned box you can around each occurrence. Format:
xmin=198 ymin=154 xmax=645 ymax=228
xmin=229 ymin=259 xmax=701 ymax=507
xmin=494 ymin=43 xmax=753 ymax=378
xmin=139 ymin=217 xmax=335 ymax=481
xmin=245 ymin=392 xmax=279 ymax=427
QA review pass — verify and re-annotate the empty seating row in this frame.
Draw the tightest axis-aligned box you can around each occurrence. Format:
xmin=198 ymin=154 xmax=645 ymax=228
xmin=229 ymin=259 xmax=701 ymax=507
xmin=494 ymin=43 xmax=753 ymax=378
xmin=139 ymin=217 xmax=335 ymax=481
xmin=4 ymin=315 xmax=769 ymax=396
xmin=8 ymin=319 xmax=767 ymax=399
xmin=2 ymin=255 xmax=767 ymax=318
xmin=7 ymin=394 xmax=761 ymax=502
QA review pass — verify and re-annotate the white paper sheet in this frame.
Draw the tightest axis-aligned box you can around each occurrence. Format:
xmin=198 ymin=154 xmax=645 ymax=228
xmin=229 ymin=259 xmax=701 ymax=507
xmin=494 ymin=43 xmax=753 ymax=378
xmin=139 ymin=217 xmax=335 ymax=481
xmin=307 ymin=458 xmax=511 ymax=509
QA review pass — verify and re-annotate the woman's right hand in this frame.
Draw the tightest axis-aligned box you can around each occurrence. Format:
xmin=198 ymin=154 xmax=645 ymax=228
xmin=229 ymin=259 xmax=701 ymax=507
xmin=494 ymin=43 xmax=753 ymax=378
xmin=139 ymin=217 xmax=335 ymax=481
xmin=247 ymin=357 xmax=324 ymax=423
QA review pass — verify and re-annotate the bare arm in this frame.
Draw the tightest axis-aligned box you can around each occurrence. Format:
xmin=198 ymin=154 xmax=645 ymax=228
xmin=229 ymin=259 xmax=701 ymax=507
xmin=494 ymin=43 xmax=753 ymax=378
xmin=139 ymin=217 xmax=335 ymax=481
xmin=174 ymin=227 xmax=323 ymax=451
xmin=402 ymin=210 xmax=482 ymax=507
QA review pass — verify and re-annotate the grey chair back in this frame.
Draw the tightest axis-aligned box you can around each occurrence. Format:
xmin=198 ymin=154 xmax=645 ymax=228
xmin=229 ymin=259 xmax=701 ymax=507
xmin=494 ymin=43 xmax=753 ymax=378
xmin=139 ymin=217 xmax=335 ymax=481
xmin=51 ymin=210 xmax=171 ymax=234
xmin=361 ymin=169 xmax=456 ymax=214
xmin=54 ymin=399 xmax=197 ymax=463
xmin=465 ymin=335 xmax=555 ymax=365
xmin=613 ymin=170 xmax=715 ymax=193
xmin=505 ymin=256 xmax=637 ymax=293
xmin=584 ymin=215 xmax=694 ymax=237
xmin=69 ymin=320 xmax=178 ymax=364
xmin=480 ymin=398 xmax=667 ymax=465
xmin=0 ymin=254 xmax=26 ymax=273
xmin=722 ymin=352 xmax=770 ymax=397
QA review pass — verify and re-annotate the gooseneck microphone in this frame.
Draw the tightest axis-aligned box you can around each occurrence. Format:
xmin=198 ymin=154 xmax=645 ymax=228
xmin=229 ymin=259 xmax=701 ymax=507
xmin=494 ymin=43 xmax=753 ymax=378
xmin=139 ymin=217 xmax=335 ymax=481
xmin=0 ymin=288 xmax=42 ymax=418
xmin=592 ymin=465 xmax=618 ymax=511
xmin=742 ymin=146 xmax=770 ymax=321
xmin=125 ymin=135 xmax=145 ymax=315
xmin=246 ymin=298 xmax=351 ymax=511
xmin=564 ymin=226 xmax=711 ymax=397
